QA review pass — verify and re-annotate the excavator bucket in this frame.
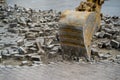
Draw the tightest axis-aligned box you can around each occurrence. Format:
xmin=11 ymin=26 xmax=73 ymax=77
xmin=59 ymin=10 xmax=98 ymax=60
xmin=59 ymin=0 xmax=104 ymax=61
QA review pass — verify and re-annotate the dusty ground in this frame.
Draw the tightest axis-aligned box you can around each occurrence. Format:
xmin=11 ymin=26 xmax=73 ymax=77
xmin=0 ymin=61 xmax=120 ymax=80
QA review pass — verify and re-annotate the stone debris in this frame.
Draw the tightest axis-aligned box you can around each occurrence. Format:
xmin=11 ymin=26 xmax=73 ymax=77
xmin=92 ymin=15 xmax=120 ymax=63
xmin=0 ymin=4 xmax=120 ymax=66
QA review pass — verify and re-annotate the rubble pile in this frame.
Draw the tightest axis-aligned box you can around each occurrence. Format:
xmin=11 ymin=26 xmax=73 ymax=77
xmin=0 ymin=5 xmax=61 ymax=66
xmin=0 ymin=4 xmax=120 ymax=66
xmin=92 ymin=15 xmax=120 ymax=63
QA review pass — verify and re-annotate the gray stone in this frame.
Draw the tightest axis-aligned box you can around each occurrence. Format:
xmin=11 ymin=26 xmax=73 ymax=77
xmin=37 ymin=37 xmax=45 ymax=46
xmin=98 ymin=42 xmax=105 ymax=48
xmin=29 ymin=47 xmax=37 ymax=51
xmin=116 ymin=36 xmax=120 ymax=42
xmin=98 ymin=53 xmax=104 ymax=58
xmin=21 ymin=61 xmax=29 ymax=65
xmin=46 ymin=38 xmax=53 ymax=45
xmin=29 ymin=28 xmax=40 ymax=32
xmin=25 ymin=32 xmax=36 ymax=39
xmin=116 ymin=55 xmax=120 ymax=59
xmin=9 ymin=23 xmax=17 ymax=28
xmin=103 ymin=33 xmax=112 ymax=38
xmin=18 ymin=47 xmax=27 ymax=54
xmin=35 ymin=41 xmax=45 ymax=54
xmin=117 ymin=60 xmax=120 ymax=64
xmin=33 ymin=61 xmax=41 ymax=64
xmin=95 ymin=31 xmax=105 ymax=38
xmin=31 ymin=55 xmax=41 ymax=61
xmin=103 ymin=53 xmax=112 ymax=59
xmin=0 ymin=43 xmax=4 ymax=49
xmin=11 ymin=51 xmax=19 ymax=55
xmin=19 ymin=29 xmax=29 ymax=33
xmin=8 ymin=28 xmax=18 ymax=33
xmin=105 ymin=42 xmax=112 ymax=50
xmin=110 ymin=40 xmax=120 ymax=49
xmin=39 ymin=31 xmax=44 ymax=36
xmin=18 ymin=17 xmax=26 ymax=25
xmin=0 ymin=25 xmax=4 ymax=27
xmin=14 ymin=54 xmax=25 ymax=60
xmin=24 ymin=42 xmax=34 ymax=47
xmin=2 ymin=19 xmax=9 ymax=23
xmin=47 ymin=44 xmax=55 ymax=48
xmin=103 ymin=28 xmax=116 ymax=34
xmin=1 ymin=54 xmax=11 ymax=59
xmin=17 ymin=38 xmax=24 ymax=46
xmin=91 ymin=48 xmax=99 ymax=56
xmin=51 ymin=46 xmax=59 ymax=51
xmin=48 ymin=51 xmax=57 ymax=59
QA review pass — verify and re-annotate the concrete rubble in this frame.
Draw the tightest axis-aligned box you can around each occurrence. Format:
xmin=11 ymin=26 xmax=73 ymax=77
xmin=0 ymin=4 xmax=120 ymax=66
xmin=0 ymin=4 xmax=61 ymax=66
xmin=92 ymin=15 xmax=120 ymax=63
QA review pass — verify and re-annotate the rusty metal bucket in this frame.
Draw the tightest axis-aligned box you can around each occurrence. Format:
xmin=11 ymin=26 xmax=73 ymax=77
xmin=59 ymin=10 xmax=98 ymax=60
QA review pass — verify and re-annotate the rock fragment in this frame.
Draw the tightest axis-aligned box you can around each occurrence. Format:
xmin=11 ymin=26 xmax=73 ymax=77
xmin=95 ymin=31 xmax=105 ymax=38
xmin=110 ymin=40 xmax=120 ymax=49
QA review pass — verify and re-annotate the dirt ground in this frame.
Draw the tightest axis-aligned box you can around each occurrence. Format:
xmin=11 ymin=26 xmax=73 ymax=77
xmin=0 ymin=61 xmax=120 ymax=80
